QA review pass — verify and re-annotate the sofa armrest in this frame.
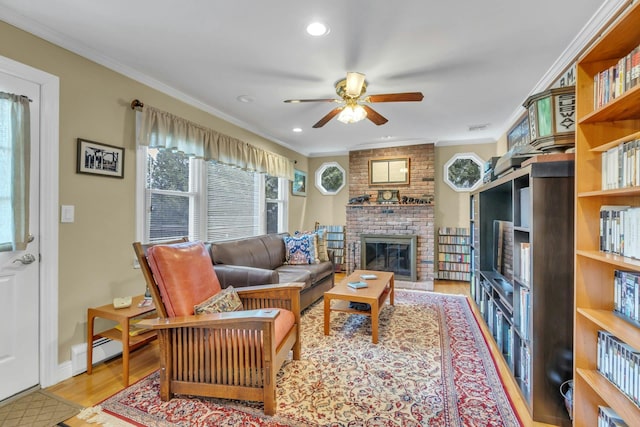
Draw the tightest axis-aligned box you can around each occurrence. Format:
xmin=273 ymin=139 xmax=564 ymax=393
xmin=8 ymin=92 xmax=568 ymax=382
xmin=213 ymin=264 xmax=279 ymax=288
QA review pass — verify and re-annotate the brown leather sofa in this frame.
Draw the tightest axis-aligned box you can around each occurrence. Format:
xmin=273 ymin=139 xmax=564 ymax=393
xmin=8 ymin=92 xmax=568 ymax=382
xmin=206 ymin=233 xmax=335 ymax=311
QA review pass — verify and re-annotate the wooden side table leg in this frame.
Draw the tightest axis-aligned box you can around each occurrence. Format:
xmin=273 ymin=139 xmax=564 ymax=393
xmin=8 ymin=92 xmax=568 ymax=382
xmin=324 ymin=297 xmax=331 ymax=336
xmin=86 ymin=310 xmax=95 ymax=375
xmin=121 ymin=317 xmax=130 ymax=386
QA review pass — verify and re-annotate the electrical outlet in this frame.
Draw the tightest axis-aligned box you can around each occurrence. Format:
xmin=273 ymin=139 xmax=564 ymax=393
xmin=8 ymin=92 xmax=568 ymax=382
xmin=133 ymin=258 xmax=140 ymax=269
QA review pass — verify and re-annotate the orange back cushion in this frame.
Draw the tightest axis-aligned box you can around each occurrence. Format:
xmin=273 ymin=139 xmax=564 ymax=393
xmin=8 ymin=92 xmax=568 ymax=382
xmin=147 ymin=241 xmax=222 ymax=317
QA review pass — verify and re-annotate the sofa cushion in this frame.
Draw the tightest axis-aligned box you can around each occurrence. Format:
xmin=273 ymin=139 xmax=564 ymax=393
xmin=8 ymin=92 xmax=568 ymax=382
xmin=210 ymin=235 xmax=284 ymax=270
xmin=278 ymin=261 xmax=333 ymax=286
xmin=258 ymin=233 xmax=288 ymax=268
xmin=147 ymin=241 xmax=222 ymax=317
xmin=194 ymin=286 xmax=243 ymax=314
xmin=274 ymin=266 xmax=312 ymax=290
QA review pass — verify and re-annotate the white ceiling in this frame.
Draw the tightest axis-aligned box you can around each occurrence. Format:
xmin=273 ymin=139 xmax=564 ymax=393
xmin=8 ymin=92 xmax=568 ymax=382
xmin=0 ymin=0 xmax=625 ymax=156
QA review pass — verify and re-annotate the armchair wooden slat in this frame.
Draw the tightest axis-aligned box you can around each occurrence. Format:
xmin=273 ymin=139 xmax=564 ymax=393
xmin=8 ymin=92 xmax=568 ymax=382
xmin=133 ymin=240 xmax=302 ymax=415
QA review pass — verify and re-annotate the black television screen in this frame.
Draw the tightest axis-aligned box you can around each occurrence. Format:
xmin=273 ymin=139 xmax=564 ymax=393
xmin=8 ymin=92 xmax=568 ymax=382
xmin=492 ymin=220 xmax=514 ymax=280
xmin=493 ymin=220 xmax=504 ymax=275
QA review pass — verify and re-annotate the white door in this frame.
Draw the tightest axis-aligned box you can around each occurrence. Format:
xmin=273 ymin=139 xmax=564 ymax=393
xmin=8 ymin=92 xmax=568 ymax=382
xmin=0 ymin=72 xmax=40 ymax=401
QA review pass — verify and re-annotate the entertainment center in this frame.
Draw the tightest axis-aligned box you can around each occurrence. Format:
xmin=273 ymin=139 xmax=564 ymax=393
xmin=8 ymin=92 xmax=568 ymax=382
xmin=470 ymin=159 xmax=574 ymax=426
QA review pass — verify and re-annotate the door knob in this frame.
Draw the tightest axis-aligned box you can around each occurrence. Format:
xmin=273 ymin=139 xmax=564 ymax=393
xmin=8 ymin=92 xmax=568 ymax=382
xmin=13 ymin=253 xmax=36 ymax=265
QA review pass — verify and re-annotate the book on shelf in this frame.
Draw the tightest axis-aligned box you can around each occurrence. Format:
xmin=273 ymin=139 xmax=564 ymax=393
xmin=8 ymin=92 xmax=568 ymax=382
xmin=596 ymin=330 xmax=640 ymax=407
xmin=519 ymin=242 xmax=530 ymax=286
xmin=601 ymin=139 xmax=640 ymax=190
xmin=495 ymin=309 xmax=504 ymax=350
xmin=520 ymin=343 xmax=531 ymax=396
xmin=114 ymin=319 xmax=149 ymax=337
xmin=599 ymin=205 xmax=640 ymax=259
xmin=519 ymin=288 xmax=530 ymax=341
xmin=614 ymin=270 xmax=640 ymax=325
xmin=594 ymin=45 xmax=640 ymax=109
xmin=347 ymin=281 xmax=368 ymax=289
xmin=598 ymin=406 xmax=629 ymax=427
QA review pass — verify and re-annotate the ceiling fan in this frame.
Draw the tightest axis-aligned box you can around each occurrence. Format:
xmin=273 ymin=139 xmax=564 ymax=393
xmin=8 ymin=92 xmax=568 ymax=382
xmin=284 ymin=72 xmax=424 ymax=128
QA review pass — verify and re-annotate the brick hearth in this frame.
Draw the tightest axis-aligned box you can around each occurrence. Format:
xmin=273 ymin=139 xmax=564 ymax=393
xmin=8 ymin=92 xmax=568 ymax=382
xmin=346 ymin=204 xmax=434 ymax=288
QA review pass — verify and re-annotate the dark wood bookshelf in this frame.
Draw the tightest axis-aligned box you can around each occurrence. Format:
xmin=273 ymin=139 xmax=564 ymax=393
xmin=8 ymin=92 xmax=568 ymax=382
xmin=470 ymin=160 xmax=574 ymax=426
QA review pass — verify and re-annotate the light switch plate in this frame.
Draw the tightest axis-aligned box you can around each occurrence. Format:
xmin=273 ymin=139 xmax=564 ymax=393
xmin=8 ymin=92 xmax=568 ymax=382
xmin=61 ymin=205 xmax=75 ymax=223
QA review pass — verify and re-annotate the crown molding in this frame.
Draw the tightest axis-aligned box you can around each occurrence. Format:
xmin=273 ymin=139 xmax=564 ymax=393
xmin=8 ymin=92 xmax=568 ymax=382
xmin=499 ymin=0 xmax=631 ymax=142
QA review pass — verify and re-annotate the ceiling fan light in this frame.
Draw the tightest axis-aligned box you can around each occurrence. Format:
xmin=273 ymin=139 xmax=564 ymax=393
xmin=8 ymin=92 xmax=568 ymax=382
xmin=345 ymin=72 xmax=366 ymax=97
xmin=337 ymin=104 xmax=367 ymax=124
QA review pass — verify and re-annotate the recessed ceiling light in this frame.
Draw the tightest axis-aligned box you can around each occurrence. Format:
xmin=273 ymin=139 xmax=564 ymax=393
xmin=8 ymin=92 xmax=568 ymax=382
xmin=292 ymin=127 xmax=303 ymax=133
xmin=306 ymin=22 xmax=329 ymax=36
xmin=236 ymin=95 xmax=255 ymax=103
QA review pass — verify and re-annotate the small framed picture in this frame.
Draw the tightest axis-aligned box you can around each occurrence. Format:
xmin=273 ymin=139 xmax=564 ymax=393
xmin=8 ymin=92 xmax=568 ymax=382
xmin=291 ymin=169 xmax=307 ymax=196
xmin=77 ymin=138 xmax=124 ymax=178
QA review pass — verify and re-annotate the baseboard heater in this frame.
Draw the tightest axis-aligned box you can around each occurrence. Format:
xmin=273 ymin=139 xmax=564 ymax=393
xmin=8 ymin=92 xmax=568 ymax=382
xmin=70 ymin=337 xmax=123 ymax=376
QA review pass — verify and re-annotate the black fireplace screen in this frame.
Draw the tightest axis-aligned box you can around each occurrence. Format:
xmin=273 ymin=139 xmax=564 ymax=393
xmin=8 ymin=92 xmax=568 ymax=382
xmin=360 ymin=235 xmax=417 ymax=281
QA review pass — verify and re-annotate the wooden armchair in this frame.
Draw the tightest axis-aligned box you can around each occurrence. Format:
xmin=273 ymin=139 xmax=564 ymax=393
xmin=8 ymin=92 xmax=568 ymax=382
xmin=132 ymin=239 xmax=302 ymax=415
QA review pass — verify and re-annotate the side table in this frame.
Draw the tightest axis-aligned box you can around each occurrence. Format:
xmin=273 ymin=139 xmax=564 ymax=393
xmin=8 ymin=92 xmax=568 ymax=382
xmin=87 ymin=294 xmax=157 ymax=386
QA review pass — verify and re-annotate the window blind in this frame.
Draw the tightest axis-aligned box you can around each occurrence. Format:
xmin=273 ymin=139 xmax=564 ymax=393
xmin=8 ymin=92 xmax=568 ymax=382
xmin=206 ymin=162 xmax=261 ymax=241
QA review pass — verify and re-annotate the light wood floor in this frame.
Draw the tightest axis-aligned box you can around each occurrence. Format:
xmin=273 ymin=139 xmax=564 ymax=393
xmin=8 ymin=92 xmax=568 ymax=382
xmin=48 ymin=278 xmax=552 ymax=427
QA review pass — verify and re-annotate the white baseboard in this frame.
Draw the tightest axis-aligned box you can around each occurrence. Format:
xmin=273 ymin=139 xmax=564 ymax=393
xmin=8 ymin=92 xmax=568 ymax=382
xmin=70 ymin=338 xmax=123 ymax=376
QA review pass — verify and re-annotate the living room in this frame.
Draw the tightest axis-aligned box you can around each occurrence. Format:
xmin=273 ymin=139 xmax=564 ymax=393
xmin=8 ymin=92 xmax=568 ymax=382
xmin=1 ymin=1 xmax=639 ymax=426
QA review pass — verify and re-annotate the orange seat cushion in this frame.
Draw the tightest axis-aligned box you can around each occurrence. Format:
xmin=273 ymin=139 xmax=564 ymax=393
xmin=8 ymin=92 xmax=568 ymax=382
xmin=147 ymin=241 xmax=222 ymax=317
xmin=272 ymin=308 xmax=295 ymax=347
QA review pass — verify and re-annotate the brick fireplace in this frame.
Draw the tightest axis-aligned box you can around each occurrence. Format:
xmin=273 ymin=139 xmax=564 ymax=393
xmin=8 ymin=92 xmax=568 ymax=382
xmin=346 ymin=144 xmax=435 ymax=287
xmin=346 ymin=204 xmax=434 ymax=284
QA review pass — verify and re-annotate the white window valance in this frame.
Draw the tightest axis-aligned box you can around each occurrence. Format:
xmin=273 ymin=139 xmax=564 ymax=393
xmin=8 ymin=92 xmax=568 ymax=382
xmin=137 ymin=104 xmax=294 ymax=180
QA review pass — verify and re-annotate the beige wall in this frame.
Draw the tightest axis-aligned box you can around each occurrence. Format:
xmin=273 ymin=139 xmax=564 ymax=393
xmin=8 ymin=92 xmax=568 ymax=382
xmin=0 ymin=21 xmax=306 ymax=362
xmin=302 ymin=156 xmax=350 ymax=230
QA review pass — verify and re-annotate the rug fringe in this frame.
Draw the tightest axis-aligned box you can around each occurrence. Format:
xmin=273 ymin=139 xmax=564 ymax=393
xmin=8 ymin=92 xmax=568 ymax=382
xmin=78 ymin=406 xmax=134 ymax=427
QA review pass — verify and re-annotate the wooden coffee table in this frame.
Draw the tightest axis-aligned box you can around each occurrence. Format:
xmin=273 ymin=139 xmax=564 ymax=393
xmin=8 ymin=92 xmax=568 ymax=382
xmin=323 ymin=270 xmax=394 ymax=344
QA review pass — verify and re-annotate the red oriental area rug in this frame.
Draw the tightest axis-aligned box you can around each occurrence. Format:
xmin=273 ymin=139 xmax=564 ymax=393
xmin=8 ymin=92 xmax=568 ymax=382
xmin=80 ymin=290 xmax=521 ymax=426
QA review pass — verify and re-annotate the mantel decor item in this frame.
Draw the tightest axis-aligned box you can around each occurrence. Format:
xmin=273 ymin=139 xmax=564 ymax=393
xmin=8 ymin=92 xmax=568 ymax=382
xmin=76 ymin=138 xmax=124 ymax=178
xmin=522 ymin=86 xmax=575 ymax=152
xmin=291 ymin=169 xmax=307 ymax=196
xmin=377 ymin=189 xmax=399 ymax=204
xmin=369 ymin=157 xmax=409 ymax=185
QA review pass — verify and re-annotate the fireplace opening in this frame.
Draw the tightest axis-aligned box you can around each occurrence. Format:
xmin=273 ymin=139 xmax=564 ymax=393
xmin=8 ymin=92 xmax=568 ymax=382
xmin=360 ymin=234 xmax=417 ymax=281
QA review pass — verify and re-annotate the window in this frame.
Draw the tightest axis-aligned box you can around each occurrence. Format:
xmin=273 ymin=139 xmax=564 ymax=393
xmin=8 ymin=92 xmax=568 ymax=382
xmin=314 ymin=162 xmax=346 ymax=195
xmin=138 ymin=147 xmax=288 ymax=242
xmin=443 ymin=153 xmax=484 ymax=192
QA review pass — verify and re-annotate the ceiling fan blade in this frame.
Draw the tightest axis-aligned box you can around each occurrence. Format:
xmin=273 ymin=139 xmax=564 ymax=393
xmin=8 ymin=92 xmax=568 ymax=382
xmin=362 ymin=105 xmax=388 ymax=126
xmin=313 ymin=107 xmax=343 ymax=128
xmin=366 ymin=92 xmax=424 ymax=103
xmin=284 ymin=98 xmax=339 ymax=103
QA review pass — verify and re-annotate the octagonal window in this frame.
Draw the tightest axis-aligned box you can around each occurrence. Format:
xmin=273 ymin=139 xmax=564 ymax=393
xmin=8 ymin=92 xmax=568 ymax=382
xmin=315 ymin=162 xmax=346 ymax=195
xmin=444 ymin=153 xmax=484 ymax=192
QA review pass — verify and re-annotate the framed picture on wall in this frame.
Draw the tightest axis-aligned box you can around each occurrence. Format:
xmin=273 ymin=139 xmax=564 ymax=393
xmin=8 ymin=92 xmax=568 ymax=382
xmin=292 ymin=169 xmax=307 ymax=196
xmin=76 ymin=138 xmax=124 ymax=178
xmin=369 ymin=157 xmax=410 ymax=185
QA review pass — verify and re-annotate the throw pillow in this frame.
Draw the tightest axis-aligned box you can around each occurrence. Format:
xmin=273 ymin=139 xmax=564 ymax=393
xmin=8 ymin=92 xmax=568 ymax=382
xmin=314 ymin=229 xmax=330 ymax=262
xmin=284 ymin=234 xmax=315 ymax=265
xmin=194 ymin=286 xmax=243 ymax=314
xmin=294 ymin=230 xmax=326 ymax=263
